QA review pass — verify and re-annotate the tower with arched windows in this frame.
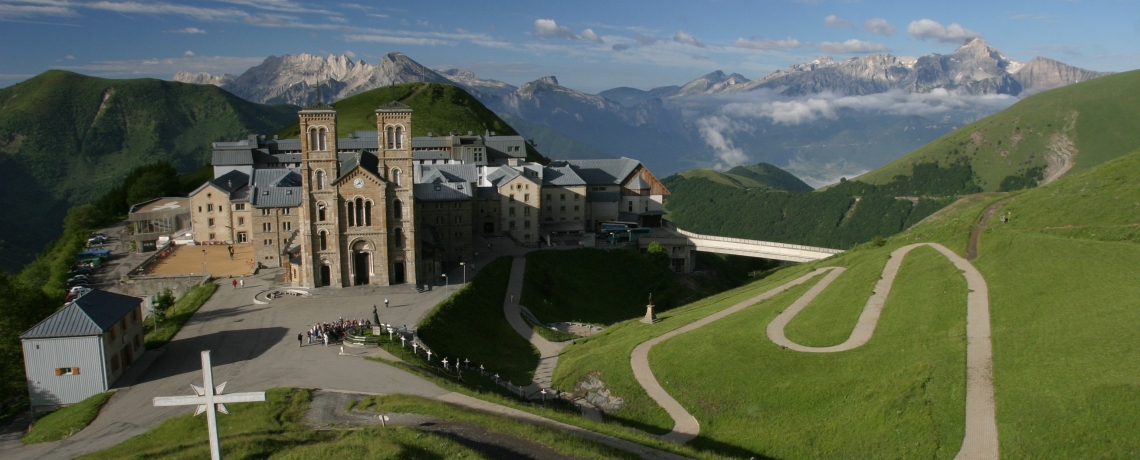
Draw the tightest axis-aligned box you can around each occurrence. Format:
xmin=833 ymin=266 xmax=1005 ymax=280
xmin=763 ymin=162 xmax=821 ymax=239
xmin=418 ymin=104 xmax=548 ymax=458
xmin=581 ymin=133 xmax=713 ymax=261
xmin=297 ymin=102 xmax=344 ymax=287
xmin=375 ymin=102 xmax=418 ymax=286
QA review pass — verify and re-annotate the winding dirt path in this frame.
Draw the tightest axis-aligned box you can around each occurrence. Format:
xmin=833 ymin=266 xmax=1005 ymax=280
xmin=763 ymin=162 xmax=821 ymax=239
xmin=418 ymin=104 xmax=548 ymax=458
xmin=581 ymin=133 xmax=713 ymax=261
xmin=502 ymin=257 xmax=570 ymax=394
xmin=631 ymin=243 xmax=1000 ymax=458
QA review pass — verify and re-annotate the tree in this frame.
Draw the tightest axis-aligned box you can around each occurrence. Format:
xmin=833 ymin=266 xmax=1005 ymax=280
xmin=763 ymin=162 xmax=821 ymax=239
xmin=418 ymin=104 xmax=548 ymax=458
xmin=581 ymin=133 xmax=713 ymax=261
xmin=152 ymin=288 xmax=176 ymax=320
xmin=646 ymin=242 xmax=669 ymax=268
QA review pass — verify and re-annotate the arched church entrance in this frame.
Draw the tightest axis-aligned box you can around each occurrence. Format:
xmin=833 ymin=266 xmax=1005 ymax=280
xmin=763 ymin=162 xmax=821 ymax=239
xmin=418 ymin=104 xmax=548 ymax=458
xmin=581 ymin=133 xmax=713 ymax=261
xmin=352 ymin=240 xmax=371 ymax=286
xmin=319 ymin=264 xmax=331 ymax=287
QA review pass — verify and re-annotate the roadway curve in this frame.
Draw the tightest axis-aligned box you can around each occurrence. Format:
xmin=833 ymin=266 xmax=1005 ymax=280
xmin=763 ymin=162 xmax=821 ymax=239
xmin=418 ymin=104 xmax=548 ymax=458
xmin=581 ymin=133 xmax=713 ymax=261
xmin=632 ymin=243 xmax=1000 ymax=459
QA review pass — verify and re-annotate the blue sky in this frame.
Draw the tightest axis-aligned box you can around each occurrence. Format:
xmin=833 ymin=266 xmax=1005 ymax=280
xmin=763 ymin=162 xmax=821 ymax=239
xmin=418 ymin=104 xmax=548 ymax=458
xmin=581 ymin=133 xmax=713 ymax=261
xmin=1 ymin=0 xmax=1138 ymax=93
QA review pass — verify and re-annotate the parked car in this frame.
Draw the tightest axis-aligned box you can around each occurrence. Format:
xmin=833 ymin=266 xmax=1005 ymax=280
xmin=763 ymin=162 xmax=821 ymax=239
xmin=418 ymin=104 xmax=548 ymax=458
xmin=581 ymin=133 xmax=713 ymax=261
xmin=69 ymin=285 xmax=92 ymax=294
xmin=67 ymin=274 xmax=89 ymax=283
xmin=69 ymin=267 xmax=93 ymax=276
xmin=67 ymin=279 xmax=90 ymax=288
xmin=90 ymin=232 xmax=108 ymax=239
xmin=87 ymin=236 xmax=107 ymax=246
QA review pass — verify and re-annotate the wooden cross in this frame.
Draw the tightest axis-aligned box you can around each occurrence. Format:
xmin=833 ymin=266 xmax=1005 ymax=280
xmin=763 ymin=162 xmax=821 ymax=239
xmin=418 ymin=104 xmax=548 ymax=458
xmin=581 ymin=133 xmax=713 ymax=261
xmin=153 ymin=350 xmax=266 ymax=460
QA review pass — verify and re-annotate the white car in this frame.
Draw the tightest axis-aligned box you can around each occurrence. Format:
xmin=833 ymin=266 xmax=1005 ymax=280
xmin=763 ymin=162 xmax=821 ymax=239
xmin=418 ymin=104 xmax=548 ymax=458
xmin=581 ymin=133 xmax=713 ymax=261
xmin=69 ymin=286 xmax=92 ymax=294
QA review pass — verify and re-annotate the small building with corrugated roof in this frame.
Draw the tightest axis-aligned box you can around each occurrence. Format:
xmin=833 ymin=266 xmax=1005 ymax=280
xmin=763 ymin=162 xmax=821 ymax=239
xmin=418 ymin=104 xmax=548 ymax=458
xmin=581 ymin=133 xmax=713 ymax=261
xmin=20 ymin=290 xmax=145 ymax=407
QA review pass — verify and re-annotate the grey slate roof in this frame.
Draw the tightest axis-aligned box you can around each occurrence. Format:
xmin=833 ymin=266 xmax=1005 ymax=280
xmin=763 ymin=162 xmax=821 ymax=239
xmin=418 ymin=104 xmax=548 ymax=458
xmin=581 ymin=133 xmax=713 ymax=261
xmin=377 ymin=101 xmax=411 ymax=111
xmin=271 ymin=139 xmax=302 ymax=152
xmin=250 ymin=169 xmax=302 ymax=208
xmin=542 ymin=165 xmax=586 ymax=186
xmin=21 ymin=290 xmax=141 ymax=339
xmin=413 ymin=182 xmax=473 ymax=201
xmin=561 ymin=158 xmax=640 ymax=185
xmin=212 ymin=170 xmax=250 ymax=193
xmin=418 ymin=164 xmax=477 ymax=184
xmin=486 ymin=166 xmax=520 ymax=187
xmin=336 ymin=151 xmax=381 ymax=183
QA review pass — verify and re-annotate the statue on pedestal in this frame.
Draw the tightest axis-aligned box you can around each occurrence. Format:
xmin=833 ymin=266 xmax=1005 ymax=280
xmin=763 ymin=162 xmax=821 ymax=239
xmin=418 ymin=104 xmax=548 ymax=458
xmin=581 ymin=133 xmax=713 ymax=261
xmin=641 ymin=293 xmax=659 ymax=324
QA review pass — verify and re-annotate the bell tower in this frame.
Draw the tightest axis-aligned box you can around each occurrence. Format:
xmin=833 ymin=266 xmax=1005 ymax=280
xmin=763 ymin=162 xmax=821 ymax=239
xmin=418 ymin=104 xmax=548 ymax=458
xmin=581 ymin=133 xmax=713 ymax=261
xmin=375 ymin=101 xmax=417 ymax=286
xmin=298 ymin=102 xmax=342 ymax=288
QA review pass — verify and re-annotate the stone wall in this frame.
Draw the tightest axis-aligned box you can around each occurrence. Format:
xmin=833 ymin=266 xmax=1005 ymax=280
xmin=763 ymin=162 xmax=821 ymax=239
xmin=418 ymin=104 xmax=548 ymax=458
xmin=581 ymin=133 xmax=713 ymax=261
xmin=108 ymin=274 xmax=211 ymax=299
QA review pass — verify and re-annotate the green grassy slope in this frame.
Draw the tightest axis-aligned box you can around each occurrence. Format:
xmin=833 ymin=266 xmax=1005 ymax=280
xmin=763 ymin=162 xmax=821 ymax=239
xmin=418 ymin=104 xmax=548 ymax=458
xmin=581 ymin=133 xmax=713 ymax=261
xmin=0 ymin=70 xmax=298 ymax=271
xmin=274 ymin=83 xmax=549 ymax=164
xmin=556 ymin=150 xmax=1140 ymax=458
xmin=674 ymin=163 xmax=813 ymax=192
xmin=857 ymin=69 xmax=1140 ymax=191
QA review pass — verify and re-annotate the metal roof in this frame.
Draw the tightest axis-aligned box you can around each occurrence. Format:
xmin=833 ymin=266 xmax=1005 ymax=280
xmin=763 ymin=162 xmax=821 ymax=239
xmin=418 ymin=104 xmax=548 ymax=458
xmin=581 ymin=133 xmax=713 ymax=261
xmin=561 ymin=158 xmax=641 ymax=185
xmin=542 ymin=165 xmax=586 ymax=186
xmin=413 ymin=182 xmax=473 ymax=201
xmin=21 ymin=290 xmax=141 ymax=339
xmin=413 ymin=138 xmax=453 ymax=149
xmin=272 ymin=153 xmax=302 ymax=163
xmin=486 ymin=166 xmax=520 ymax=187
xmin=212 ymin=170 xmax=250 ymax=193
xmin=212 ymin=150 xmax=254 ymax=166
xmin=271 ymin=139 xmax=302 ymax=152
xmin=130 ymin=197 xmax=190 ymax=214
xmin=417 ymin=164 xmax=477 ymax=184
xmin=250 ymin=169 xmax=303 ymax=208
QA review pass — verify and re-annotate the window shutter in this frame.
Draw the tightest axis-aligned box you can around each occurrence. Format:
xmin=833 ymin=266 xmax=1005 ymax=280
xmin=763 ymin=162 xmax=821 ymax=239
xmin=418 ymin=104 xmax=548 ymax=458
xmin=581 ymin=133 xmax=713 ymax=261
xmin=55 ymin=368 xmax=62 ymax=376
xmin=72 ymin=367 xmax=80 ymax=375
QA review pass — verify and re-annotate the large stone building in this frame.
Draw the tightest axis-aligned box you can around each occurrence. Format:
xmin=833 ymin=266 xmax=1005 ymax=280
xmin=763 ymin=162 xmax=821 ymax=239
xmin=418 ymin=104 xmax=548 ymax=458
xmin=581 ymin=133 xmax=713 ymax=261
xmin=190 ymin=102 xmax=670 ymax=288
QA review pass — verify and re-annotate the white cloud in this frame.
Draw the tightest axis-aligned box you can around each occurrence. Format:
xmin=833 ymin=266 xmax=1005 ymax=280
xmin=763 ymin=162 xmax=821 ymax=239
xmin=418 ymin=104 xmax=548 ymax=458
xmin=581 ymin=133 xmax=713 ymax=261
xmin=64 ymin=54 xmax=75 ymax=60
xmin=818 ymin=39 xmax=889 ymax=54
xmin=580 ymin=28 xmax=603 ymax=44
xmin=824 ymin=14 xmax=853 ymax=28
xmin=344 ymin=34 xmax=453 ymax=46
xmin=169 ymin=27 xmax=207 ymax=34
xmin=533 ymin=18 xmax=576 ymax=40
xmin=183 ymin=50 xmax=195 ymax=56
xmin=734 ymin=36 xmax=803 ymax=50
xmin=367 ymin=13 xmax=387 ymax=19
xmin=695 ymin=115 xmax=751 ymax=169
xmin=63 ymin=54 xmax=266 ymax=78
xmin=0 ymin=3 xmax=77 ymax=17
xmin=343 ymin=50 xmax=356 ymax=58
xmin=634 ymin=33 xmax=657 ymax=45
xmin=715 ymin=88 xmax=1016 ymax=127
xmin=907 ymin=19 xmax=980 ymax=44
xmin=612 ymin=43 xmax=630 ymax=51
xmin=672 ymin=30 xmax=706 ymax=48
xmin=863 ymin=18 xmax=895 ymax=36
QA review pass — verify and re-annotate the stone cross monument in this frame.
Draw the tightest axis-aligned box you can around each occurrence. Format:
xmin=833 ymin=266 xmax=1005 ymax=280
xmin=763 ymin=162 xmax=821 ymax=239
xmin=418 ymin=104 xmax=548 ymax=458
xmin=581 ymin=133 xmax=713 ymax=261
xmin=641 ymin=293 xmax=658 ymax=324
xmin=153 ymin=350 xmax=266 ymax=460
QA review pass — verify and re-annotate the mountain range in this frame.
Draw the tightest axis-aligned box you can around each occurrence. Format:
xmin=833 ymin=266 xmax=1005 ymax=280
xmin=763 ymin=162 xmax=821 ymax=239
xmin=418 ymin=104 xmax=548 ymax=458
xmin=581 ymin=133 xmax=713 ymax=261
xmin=173 ymin=41 xmax=1108 ymax=182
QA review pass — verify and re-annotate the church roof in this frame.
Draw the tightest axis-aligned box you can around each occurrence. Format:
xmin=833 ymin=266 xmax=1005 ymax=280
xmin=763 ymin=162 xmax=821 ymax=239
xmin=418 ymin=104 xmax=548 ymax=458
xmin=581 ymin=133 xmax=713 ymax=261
xmin=21 ymin=290 xmax=141 ymax=339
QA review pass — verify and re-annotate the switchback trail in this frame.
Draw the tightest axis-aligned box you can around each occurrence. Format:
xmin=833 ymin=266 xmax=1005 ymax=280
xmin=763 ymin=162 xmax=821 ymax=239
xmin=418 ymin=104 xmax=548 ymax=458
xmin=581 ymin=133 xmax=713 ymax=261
xmin=631 ymin=243 xmax=999 ymax=459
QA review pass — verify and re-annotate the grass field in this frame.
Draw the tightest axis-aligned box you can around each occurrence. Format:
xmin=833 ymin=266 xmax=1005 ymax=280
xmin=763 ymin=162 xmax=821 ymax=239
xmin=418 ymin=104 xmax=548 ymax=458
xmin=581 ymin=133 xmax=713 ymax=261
xmin=555 ymin=150 xmax=1140 ymax=458
xmin=80 ymin=388 xmax=641 ymax=459
xmin=23 ymin=392 xmax=113 ymax=444
xmin=520 ymin=248 xmax=692 ymax=325
xmin=416 ymin=257 xmax=540 ymax=384
xmin=144 ymin=282 xmax=218 ymax=349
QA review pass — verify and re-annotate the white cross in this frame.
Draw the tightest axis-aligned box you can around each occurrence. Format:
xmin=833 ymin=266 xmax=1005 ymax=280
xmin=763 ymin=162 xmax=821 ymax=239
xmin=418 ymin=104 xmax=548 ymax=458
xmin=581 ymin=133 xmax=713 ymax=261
xmin=153 ymin=351 xmax=266 ymax=460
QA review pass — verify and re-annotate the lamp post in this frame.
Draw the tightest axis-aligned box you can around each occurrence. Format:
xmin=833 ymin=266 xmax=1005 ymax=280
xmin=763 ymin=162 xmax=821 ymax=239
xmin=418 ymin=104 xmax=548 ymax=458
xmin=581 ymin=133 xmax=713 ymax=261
xmin=460 ymin=262 xmax=466 ymax=285
xmin=443 ymin=274 xmax=448 ymax=292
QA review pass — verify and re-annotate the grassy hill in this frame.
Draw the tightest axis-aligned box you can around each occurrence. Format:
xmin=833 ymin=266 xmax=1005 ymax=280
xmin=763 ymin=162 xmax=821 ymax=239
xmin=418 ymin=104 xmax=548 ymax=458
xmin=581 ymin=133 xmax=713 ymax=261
xmin=0 ymin=70 xmax=298 ymax=272
xmin=554 ymin=149 xmax=1140 ymax=458
xmin=274 ymin=83 xmax=549 ymax=164
xmin=856 ymin=69 xmax=1140 ymax=191
xmin=674 ymin=163 xmax=813 ymax=192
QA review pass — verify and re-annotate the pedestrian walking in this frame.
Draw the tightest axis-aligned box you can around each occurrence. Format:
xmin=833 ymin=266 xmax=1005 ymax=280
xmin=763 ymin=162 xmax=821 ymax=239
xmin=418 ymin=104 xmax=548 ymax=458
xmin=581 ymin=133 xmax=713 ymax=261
xmin=384 ymin=298 xmax=389 ymax=308
xmin=297 ymin=333 xmax=303 ymax=347
xmin=228 ymin=245 xmax=234 ymax=260
xmin=232 ymin=279 xmax=238 ymax=289
xmin=306 ymin=330 xmax=312 ymax=344
xmin=240 ymin=279 xmax=245 ymax=289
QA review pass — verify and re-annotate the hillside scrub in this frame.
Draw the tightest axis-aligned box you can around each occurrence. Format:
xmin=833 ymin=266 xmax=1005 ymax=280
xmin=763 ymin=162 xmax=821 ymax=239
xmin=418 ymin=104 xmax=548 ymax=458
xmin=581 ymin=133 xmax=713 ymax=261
xmin=144 ymin=282 xmax=219 ymax=349
xmin=23 ymin=391 xmax=114 ymax=444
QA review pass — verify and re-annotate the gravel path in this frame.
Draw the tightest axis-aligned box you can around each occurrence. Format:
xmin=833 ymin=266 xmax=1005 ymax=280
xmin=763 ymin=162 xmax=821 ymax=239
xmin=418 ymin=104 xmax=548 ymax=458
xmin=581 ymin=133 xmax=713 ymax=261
xmin=502 ymin=257 xmax=571 ymax=394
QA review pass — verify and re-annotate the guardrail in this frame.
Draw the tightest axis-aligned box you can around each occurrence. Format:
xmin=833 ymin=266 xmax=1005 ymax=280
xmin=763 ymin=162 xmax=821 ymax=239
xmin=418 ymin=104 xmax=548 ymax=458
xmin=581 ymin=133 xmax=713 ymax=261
xmin=676 ymin=228 xmax=844 ymax=255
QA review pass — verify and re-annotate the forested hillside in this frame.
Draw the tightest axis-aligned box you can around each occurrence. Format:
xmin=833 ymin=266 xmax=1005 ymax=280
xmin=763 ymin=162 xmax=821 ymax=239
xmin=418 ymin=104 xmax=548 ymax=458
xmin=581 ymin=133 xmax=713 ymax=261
xmin=0 ymin=71 xmax=298 ymax=272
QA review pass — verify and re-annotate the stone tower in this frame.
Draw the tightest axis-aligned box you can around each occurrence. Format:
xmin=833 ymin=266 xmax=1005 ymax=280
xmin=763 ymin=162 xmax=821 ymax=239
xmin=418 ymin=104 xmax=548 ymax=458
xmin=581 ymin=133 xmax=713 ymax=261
xmin=297 ymin=102 xmax=343 ymax=287
xmin=375 ymin=102 xmax=418 ymax=286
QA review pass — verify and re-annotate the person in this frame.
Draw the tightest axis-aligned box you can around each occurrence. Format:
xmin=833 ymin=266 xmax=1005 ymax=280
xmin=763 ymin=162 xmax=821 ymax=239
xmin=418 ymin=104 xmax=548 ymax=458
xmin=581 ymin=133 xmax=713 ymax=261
xmin=228 ymin=245 xmax=234 ymax=260
xmin=297 ymin=333 xmax=303 ymax=347
xmin=384 ymin=298 xmax=389 ymax=308
xmin=232 ymin=279 xmax=238 ymax=289
xmin=306 ymin=330 xmax=312 ymax=344
xmin=240 ymin=279 xmax=245 ymax=289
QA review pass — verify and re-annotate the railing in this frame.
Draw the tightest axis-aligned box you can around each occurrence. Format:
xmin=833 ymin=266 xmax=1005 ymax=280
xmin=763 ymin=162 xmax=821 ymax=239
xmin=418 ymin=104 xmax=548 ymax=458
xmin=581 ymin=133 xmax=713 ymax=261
xmin=676 ymin=228 xmax=844 ymax=255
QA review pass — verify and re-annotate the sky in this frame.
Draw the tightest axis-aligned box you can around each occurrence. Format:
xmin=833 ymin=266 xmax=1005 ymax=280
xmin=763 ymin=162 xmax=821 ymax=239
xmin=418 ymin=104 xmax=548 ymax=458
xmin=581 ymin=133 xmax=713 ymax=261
xmin=1 ymin=0 xmax=1139 ymax=94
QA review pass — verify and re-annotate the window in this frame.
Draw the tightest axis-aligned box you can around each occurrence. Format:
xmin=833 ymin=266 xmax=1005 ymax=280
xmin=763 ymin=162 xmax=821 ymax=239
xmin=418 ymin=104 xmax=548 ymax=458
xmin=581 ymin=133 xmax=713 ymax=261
xmin=455 ymin=231 xmax=463 ymax=238
xmin=207 ymin=218 xmax=215 ymax=227
xmin=509 ymin=194 xmax=515 ymax=202
xmin=628 ymin=201 xmax=633 ymax=212
xmin=560 ymin=206 xmax=566 ymax=212
xmin=386 ymin=126 xmax=395 ymax=149
xmin=318 ymin=127 xmax=327 ymax=151
xmin=315 ymin=170 xmax=325 ymax=190
xmin=392 ymin=168 xmax=402 ymax=186
xmin=509 ymin=221 xmax=516 ymax=229
xmin=237 ymin=232 xmax=247 ymax=243
xmin=55 ymin=367 xmax=79 ymax=376
xmin=207 ymin=204 xmax=214 ymax=212
xmin=575 ymin=194 xmax=580 ymax=201
xmin=473 ymin=148 xmax=483 ymax=162
xmin=282 ymin=208 xmax=291 ymax=216
xmin=208 ymin=233 xmax=215 ymax=240
xmin=524 ymin=208 xmax=531 ymax=216
xmin=546 ymin=194 xmax=552 ymax=201
xmin=235 ymin=203 xmax=246 ymax=211
xmin=364 ymin=200 xmax=372 ymax=226
xmin=261 ymin=209 xmax=271 ymax=216
xmin=454 ymin=202 xmax=462 ymax=209
xmin=237 ymin=217 xmax=245 ymax=225
xmin=574 ymin=205 xmax=580 ymax=211
xmin=436 ymin=216 xmax=443 ymax=224
xmin=355 ymin=198 xmax=365 ymax=227
xmin=454 ymin=215 xmax=462 ymax=224
xmin=392 ymin=227 xmax=403 ymax=247
xmin=282 ymin=222 xmax=292 ymax=231
xmin=524 ymin=233 xmax=531 ymax=240
xmin=395 ymin=126 xmax=404 ymax=149
xmin=509 ymin=207 xmax=515 ymax=217
xmin=264 ymin=239 xmax=273 ymax=246
xmin=198 ymin=206 xmax=202 ymax=212
xmin=317 ymin=204 xmax=326 ymax=221
xmin=524 ymin=220 xmax=531 ymax=229
xmin=309 ymin=127 xmax=319 ymax=151
xmin=393 ymin=199 xmax=402 ymax=220
xmin=546 ymin=206 xmax=551 ymax=213
xmin=347 ymin=201 xmax=356 ymax=226
xmin=524 ymin=194 xmax=530 ymax=202
xmin=263 ymin=222 xmax=272 ymax=232
xmin=319 ymin=231 xmax=327 ymax=251
xmin=560 ymin=194 xmax=566 ymax=200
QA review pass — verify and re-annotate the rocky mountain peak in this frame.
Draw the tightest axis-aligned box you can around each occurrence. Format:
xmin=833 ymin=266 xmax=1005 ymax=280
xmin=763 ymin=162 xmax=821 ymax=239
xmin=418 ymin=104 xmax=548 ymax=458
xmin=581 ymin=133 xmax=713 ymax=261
xmin=536 ymin=76 xmax=560 ymax=86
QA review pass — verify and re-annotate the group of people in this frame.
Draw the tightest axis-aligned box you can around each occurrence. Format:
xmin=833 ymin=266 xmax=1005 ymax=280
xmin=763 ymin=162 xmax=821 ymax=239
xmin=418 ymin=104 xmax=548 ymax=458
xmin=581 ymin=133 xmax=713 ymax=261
xmin=302 ymin=318 xmax=372 ymax=347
